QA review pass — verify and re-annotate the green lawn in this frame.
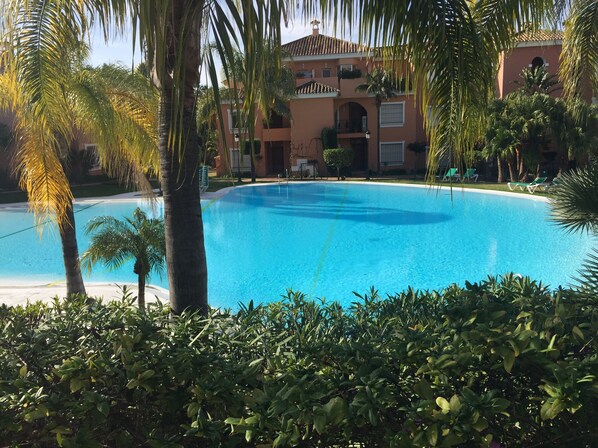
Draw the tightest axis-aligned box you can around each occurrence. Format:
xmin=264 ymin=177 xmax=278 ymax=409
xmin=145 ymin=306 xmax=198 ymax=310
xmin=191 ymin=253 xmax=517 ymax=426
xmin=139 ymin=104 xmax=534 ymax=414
xmin=0 ymin=181 xmax=159 ymax=204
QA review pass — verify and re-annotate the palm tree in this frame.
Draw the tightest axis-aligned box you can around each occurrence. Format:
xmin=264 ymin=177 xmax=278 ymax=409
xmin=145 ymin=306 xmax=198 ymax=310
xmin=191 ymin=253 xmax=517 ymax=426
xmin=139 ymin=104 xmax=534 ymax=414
xmin=0 ymin=44 xmax=158 ymax=296
xmin=81 ymin=208 xmax=166 ymax=309
xmin=356 ymin=68 xmax=399 ymax=174
xmin=550 ymin=163 xmax=598 ymax=289
xmin=226 ymin=45 xmax=296 ymax=182
xmin=560 ymin=0 xmax=598 ymax=101
xmin=7 ymin=0 xmax=561 ymax=313
xmin=515 ymin=66 xmax=561 ymax=95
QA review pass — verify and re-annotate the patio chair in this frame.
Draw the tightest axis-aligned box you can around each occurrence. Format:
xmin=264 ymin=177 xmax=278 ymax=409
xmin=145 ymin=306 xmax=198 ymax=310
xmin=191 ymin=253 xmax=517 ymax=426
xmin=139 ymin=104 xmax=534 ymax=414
xmin=462 ymin=168 xmax=479 ymax=182
xmin=199 ymin=165 xmax=209 ymax=193
xmin=440 ymin=168 xmax=459 ymax=182
xmin=544 ymin=176 xmax=563 ymax=193
xmin=507 ymin=176 xmax=548 ymax=193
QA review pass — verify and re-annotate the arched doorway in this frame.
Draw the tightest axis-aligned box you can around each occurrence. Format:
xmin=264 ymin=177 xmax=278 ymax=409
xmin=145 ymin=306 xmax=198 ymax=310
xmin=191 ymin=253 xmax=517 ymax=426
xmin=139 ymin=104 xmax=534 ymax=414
xmin=336 ymin=102 xmax=368 ymax=133
xmin=336 ymin=102 xmax=369 ymax=172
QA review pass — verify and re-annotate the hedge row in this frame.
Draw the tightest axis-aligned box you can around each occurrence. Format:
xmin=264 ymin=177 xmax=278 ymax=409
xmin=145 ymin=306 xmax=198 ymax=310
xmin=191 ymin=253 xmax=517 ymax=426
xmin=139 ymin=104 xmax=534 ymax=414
xmin=1 ymin=275 xmax=597 ymax=447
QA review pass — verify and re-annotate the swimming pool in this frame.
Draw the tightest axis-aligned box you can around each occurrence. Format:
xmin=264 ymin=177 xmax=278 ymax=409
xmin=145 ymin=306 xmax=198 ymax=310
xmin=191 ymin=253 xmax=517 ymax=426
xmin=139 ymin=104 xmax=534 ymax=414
xmin=0 ymin=183 xmax=593 ymax=308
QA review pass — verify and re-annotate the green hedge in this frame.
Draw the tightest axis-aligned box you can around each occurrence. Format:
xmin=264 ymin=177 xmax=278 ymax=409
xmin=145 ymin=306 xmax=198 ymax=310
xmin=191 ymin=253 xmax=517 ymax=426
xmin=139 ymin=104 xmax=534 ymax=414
xmin=1 ymin=276 xmax=597 ymax=447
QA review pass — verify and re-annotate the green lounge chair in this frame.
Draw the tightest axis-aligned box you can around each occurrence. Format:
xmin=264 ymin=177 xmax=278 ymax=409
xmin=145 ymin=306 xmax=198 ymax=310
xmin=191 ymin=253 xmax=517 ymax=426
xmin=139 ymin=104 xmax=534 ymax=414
xmin=440 ymin=168 xmax=459 ymax=182
xmin=507 ymin=176 xmax=547 ymax=193
xmin=199 ymin=165 xmax=210 ymax=193
xmin=544 ymin=176 xmax=563 ymax=193
xmin=462 ymin=168 xmax=479 ymax=182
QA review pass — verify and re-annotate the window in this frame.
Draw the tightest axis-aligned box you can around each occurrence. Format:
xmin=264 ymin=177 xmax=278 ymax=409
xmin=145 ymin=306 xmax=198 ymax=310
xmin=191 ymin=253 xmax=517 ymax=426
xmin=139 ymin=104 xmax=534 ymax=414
xmin=379 ymin=142 xmax=404 ymax=166
xmin=531 ymin=56 xmax=546 ymax=70
xmin=339 ymin=64 xmax=353 ymax=71
xmin=322 ymin=68 xmax=332 ymax=78
xmin=380 ymin=102 xmax=405 ymax=127
xmin=228 ymin=110 xmax=245 ymax=132
xmin=296 ymin=70 xmax=313 ymax=79
xmin=229 ymin=148 xmax=251 ymax=170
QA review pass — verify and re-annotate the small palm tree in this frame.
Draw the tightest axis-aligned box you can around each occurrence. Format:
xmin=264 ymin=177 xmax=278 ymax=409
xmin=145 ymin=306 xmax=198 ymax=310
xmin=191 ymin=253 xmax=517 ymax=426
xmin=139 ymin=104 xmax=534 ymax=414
xmin=81 ymin=208 xmax=166 ymax=309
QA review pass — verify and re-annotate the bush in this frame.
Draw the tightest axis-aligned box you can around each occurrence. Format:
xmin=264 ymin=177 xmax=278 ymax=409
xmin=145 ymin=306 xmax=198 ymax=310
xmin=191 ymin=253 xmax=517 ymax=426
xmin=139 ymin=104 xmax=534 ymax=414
xmin=323 ymin=147 xmax=354 ymax=180
xmin=320 ymin=127 xmax=338 ymax=150
xmin=0 ymin=276 xmax=597 ymax=447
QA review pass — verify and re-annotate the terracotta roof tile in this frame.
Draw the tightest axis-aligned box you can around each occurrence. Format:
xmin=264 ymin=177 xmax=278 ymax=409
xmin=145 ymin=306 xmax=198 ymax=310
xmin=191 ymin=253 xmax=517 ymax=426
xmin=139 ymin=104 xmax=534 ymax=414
xmin=516 ymin=30 xmax=564 ymax=42
xmin=295 ymin=80 xmax=339 ymax=95
xmin=282 ymin=34 xmax=364 ymax=57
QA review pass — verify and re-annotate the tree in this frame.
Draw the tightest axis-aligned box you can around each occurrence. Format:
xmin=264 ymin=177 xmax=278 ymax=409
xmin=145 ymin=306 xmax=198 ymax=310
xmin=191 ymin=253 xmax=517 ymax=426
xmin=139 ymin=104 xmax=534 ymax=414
xmin=226 ymin=45 xmax=296 ymax=182
xmin=324 ymin=147 xmax=354 ymax=180
xmin=0 ymin=43 xmax=158 ymax=296
xmin=356 ymin=68 xmax=399 ymax=174
xmin=407 ymin=141 xmax=427 ymax=178
xmin=560 ymin=0 xmax=598 ymax=101
xmin=514 ymin=66 xmax=561 ymax=95
xmin=551 ymin=164 xmax=598 ymax=290
xmin=82 ymin=208 xmax=166 ymax=309
xmin=7 ymin=0 xmax=560 ymax=313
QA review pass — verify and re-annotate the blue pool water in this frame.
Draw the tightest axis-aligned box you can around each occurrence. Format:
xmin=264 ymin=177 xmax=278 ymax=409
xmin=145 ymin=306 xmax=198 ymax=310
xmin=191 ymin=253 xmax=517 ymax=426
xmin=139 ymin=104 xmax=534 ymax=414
xmin=0 ymin=183 xmax=594 ymax=308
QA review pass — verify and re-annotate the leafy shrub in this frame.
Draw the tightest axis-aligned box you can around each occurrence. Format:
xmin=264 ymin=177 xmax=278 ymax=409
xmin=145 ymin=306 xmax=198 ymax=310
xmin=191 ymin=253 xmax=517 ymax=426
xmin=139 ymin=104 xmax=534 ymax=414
xmin=0 ymin=276 xmax=597 ymax=447
xmin=323 ymin=147 xmax=354 ymax=180
xmin=320 ymin=127 xmax=338 ymax=150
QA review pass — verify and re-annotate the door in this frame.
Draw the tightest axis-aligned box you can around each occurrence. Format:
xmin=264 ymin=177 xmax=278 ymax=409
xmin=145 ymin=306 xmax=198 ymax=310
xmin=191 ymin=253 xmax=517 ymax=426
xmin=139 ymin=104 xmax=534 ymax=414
xmin=268 ymin=144 xmax=285 ymax=175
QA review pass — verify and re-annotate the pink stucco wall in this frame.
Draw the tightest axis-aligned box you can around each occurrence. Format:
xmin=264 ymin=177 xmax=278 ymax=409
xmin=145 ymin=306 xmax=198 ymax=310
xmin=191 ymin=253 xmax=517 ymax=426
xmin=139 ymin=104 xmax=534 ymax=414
xmin=498 ymin=43 xmax=562 ymax=97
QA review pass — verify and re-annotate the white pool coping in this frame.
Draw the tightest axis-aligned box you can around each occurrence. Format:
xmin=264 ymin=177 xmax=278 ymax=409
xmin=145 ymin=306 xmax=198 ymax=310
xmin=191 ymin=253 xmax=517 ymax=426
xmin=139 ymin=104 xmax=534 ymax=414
xmin=0 ymin=181 xmax=549 ymax=306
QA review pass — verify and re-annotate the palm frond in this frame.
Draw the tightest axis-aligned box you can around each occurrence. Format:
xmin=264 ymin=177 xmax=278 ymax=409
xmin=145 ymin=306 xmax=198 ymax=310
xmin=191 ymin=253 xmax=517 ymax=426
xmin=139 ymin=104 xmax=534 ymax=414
xmin=550 ymin=165 xmax=598 ymax=234
xmin=573 ymin=248 xmax=598 ymax=293
xmin=561 ymin=0 xmax=598 ymax=99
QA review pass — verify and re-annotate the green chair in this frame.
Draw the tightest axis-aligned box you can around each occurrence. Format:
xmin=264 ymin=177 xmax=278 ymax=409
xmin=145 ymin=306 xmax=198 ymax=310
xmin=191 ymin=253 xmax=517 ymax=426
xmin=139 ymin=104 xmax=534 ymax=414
xmin=462 ymin=168 xmax=479 ymax=182
xmin=199 ymin=165 xmax=210 ymax=193
xmin=440 ymin=168 xmax=459 ymax=182
xmin=507 ymin=176 xmax=548 ymax=193
xmin=544 ymin=176 xmax=563 ymax=193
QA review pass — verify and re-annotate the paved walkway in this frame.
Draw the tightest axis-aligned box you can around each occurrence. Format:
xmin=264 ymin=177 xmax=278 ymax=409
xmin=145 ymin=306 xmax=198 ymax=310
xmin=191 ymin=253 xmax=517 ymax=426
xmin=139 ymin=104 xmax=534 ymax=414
xmin=0 ymin=281 xmax=169 ymax=307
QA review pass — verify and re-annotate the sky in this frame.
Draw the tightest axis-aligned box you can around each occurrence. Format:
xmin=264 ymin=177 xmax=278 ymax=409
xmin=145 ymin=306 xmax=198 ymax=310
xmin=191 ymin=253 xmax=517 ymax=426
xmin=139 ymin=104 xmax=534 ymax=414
xmin=88 ymin=20 xmax=322 ymax=71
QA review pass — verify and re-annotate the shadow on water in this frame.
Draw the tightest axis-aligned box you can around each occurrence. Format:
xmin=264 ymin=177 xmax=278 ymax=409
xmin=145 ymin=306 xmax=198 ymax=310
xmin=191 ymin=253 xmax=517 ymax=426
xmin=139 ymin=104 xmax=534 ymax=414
xmin=220 ymin=184 xmax=452 ymax=226
xmin=271 ymin=204 xmax=450 ymax=225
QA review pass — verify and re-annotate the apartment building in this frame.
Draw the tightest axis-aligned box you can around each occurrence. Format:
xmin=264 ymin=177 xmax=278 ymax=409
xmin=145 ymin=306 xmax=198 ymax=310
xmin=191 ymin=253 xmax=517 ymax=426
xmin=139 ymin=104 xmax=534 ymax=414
xmin=216 ymin=22 xmax=569 ymax=179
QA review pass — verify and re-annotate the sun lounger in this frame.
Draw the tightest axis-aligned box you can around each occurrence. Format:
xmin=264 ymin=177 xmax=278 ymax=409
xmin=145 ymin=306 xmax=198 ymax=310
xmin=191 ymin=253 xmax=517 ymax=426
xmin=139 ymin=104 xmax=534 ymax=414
xmin=199 ymin=165 xmax=209 ymax=193
xmin=462 ymin=168 xmax=479 ymax=182
xmin=507 ymin=176 xmax=547 ymax=193
xmin=544 ymin=176 xmax=563 ymax=193
xmin=440 ymin=168 xmax=459 ymax=182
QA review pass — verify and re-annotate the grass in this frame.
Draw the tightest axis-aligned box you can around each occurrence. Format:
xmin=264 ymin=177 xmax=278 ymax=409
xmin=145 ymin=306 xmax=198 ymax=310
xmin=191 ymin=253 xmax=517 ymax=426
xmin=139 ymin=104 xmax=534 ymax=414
xmin=0 ymin=180 xmax=161 ymax=204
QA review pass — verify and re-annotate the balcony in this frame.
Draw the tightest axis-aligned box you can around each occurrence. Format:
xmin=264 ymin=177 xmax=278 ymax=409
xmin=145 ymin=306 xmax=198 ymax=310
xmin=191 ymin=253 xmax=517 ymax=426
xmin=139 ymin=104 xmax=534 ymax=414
xmin=263 ymin=127 xmax=291 ymax=142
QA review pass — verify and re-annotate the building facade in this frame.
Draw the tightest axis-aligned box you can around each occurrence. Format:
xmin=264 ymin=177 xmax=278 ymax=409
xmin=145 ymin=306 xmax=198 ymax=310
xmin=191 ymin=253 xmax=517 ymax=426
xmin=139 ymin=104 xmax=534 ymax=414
xmin=202 ymin=26 xmax=572 ymax=179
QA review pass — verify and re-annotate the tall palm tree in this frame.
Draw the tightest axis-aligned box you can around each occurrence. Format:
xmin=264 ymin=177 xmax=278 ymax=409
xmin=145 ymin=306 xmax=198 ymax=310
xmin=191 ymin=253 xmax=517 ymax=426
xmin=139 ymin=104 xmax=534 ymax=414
xmin=226 ymin=45 xmax=296 ymax=182
xmin=6 ymin=0 xmax=560 ymax=312
xmin=81 ymin=208 xmax=166 ymax=309
xmin=355 ymin=67 xmax=399 ymax=174
xmin=0 ymin=44 xmax=158 ymax=296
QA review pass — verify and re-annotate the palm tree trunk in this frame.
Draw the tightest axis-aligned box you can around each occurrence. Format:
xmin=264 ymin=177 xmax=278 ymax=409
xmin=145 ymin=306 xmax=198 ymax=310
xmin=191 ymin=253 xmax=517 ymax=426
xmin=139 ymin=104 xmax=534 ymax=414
xmin=137 ymin=274 xmax=146 ymax=310
xmin=376 ymin=102 xmax=381 ymax=175
xmin=507 ymin=158 xmax=517 ymax=183
xmin=497 ymin=156 xmax=504 ymax=183
xmin=250 ymin=155 xmax=256 ymax=182
xmin=158 ymin=2 xmax=208 ymax=315
xmin=59 ymin=200 xmax=86 ymax=296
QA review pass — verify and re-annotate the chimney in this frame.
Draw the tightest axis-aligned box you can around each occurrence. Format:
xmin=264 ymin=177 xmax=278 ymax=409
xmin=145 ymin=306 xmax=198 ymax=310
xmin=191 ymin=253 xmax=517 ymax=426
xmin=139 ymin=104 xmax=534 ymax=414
xmin=311 ymin=19 xmax=320 ymax=36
